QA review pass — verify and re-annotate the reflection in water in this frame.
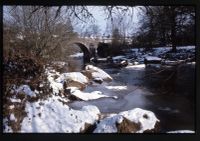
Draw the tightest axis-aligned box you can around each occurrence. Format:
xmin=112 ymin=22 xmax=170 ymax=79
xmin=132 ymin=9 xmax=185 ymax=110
xmin=66 ymin=56 xmax=195 ymax=132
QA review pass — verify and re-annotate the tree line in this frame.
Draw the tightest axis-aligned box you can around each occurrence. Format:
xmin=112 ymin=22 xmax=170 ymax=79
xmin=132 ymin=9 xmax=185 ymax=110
xmin=132 ymin=6 xmax=195 ymax=52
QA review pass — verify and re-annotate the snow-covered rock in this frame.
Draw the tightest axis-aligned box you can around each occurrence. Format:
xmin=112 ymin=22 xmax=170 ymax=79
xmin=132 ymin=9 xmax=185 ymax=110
xmin=94 ymin=108 xmax=159 ymax=133
xmin=20 ymin=95 xmax=100 ymax=133
xmin=84 ymin=65 xmax=113 ymax=81
xmin=55 ymin=72 xmax=89 ymax=85
xmin=69 ymin=87 xmax=117 ymax=101
xmin=46 ymin=67 xmax=89 ymax=94
xmin=55 ymin=72 xmax=89 ymax=90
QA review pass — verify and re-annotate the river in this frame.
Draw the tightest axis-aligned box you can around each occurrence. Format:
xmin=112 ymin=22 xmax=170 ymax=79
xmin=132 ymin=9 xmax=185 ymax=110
xmin=65 ymin=56 xmax=195 ymax=132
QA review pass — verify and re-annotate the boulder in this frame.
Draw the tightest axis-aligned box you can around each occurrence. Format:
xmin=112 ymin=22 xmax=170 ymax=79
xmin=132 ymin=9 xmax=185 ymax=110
xmin=93 ymin=108 xmax=160 ymax=133
xmin=55 ymin=72 xmax=89 ymax=90
xmin=84 ymin=65 xmax=113 ymax=82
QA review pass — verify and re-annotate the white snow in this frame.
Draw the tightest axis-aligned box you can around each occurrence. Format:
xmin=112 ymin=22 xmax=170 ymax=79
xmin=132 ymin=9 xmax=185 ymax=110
xmin=15 ymin=85 xmax=36 ymax=97
xmin=10 ymin=98 xmax=21 ymax=103
xmin=85 ymin=65 xmax=113 ymax=81
xmin=105 ymin=86 xmax=127 ymax=91
xmin=46 ymin=68 xmax=63 ymax=94
xmin=39 ymin=84 xmax=44 ymax=87
xmin=70 ymin=53 xmax=83 ymax=58
xmin=55 ymin=72 xmax=89 ymax=85
xmin=3 ymin=118 xmax=13 ymax=133
xmin=94 ymin=114 xmax=122 ymax=133
xmin=21 ymin=95 xmax=100 ymax=133
xmin=145 ymin=56 xmax=162 ymax=61
xmin=97 ymin=58 xmax=107 ymax=61
xmin=125 ymin=64 xmax=145 ymax=70
xmin=10 ymin=113 xmax=17 ymax=122
xmin=167 ymin=130 xmax=195 ymax=133
xmin=9 ymin=105 xmax=15 ymax=110
xmin=69 ymin=87 xmax=117 ymax=101
xmin=94 ymin=108 xmax=159 ymax=133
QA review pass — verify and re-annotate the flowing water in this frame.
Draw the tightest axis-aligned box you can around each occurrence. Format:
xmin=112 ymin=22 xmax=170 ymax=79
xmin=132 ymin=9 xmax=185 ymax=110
xmin=66 ymin=57 xmax=195 ymax=132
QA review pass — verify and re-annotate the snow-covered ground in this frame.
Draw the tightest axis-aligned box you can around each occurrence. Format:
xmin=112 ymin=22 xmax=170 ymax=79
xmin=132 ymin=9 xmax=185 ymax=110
xmin=129 ymin=46 xmax=195 ymax=64
xmin=20 ymin=95 xmax=100 ymax=133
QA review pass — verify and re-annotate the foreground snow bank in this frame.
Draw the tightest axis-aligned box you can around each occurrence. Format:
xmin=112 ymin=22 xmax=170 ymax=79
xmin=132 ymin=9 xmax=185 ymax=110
xmin=21 ymin=95 xmax=100 ymax=133
xmin=69 ymin=87 xmax=117 ymax=101
xmin=84 ymin=65 xmax=113 ymax=81
xmin=94 ymin=108 xmax=159 ymax=133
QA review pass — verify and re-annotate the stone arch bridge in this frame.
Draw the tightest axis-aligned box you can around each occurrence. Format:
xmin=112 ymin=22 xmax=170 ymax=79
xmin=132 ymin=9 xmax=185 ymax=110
xmin=64 ymin=37 xmax=100 ymax=62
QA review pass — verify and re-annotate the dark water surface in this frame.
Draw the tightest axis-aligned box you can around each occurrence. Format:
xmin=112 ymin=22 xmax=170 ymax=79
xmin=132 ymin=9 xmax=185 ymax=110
xmin=67 ymin=58 xmax=195 ymax=132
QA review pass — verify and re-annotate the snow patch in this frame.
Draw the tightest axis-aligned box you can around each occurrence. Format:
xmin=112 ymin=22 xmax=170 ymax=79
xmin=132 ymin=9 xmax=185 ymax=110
xmin=105 ymin=86 xmax=127 ymax=91
xmin=125 ymin=64 xmax=145 ymax=70
xmin=15 ymin=85 xmax=36 ymax=97
xmin=10 ymin=113 xmax=17 ymax=122
xmin=9 ymin=105 xmax=15 ymax=110
xmin=10 ymin=98 xmax=21 ymax=103
xmin=70 ymin=88 xmax=117 ymax=101
xmin=3 ymin=118 xmax=13 ymax=133
xmin=145 ymin=56 xmax=162 ymax=61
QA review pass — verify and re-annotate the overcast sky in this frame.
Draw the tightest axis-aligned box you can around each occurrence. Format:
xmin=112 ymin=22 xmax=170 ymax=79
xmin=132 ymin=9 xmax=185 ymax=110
xmin=73 ymin=6 xmax=140 ymax=36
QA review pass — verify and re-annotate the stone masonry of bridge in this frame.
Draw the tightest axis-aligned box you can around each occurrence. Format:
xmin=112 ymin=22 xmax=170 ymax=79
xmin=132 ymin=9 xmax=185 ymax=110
xmin=63 ymin=37 xmax=100 ymax=62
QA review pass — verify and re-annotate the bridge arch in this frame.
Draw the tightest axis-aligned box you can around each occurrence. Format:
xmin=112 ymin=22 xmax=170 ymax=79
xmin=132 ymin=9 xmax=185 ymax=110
xmin=64 ymin=38 xmax=99 ymax=62
xmin=70 ymin=42 xmax=91 ymax=62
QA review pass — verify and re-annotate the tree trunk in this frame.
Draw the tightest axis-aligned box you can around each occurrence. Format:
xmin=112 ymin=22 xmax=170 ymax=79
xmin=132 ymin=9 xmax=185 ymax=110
xmin=170 ymin=6 xmax=177 ymax=52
